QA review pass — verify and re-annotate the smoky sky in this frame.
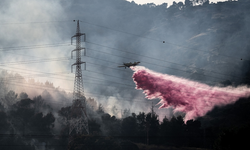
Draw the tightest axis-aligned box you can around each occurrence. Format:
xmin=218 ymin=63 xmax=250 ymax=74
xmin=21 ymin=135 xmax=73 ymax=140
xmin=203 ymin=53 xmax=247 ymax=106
xmin=0 ymin=0 xmax=250 ymax=119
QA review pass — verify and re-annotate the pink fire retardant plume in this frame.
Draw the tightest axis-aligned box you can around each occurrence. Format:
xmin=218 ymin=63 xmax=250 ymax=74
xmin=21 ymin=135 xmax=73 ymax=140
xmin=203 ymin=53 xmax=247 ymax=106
xmin=131 ymin=66 xmax=250 ymax=122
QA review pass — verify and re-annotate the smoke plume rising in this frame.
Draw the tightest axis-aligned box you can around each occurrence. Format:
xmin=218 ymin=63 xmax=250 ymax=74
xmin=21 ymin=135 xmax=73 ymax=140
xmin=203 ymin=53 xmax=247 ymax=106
xmin=131 ymin=66 xmax=250 ymax=122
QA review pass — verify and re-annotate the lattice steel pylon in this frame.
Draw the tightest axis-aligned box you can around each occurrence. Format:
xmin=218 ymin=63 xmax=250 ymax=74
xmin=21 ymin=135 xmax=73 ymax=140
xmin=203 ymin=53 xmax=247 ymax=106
xmin=69 ymin=20 xmax=89 ymax=135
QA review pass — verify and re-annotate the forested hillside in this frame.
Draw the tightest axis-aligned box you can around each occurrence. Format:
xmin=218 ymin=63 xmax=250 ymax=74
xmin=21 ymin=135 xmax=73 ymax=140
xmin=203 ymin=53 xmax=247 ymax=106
xmin=1 ymin=0 xmax=250 ymax=150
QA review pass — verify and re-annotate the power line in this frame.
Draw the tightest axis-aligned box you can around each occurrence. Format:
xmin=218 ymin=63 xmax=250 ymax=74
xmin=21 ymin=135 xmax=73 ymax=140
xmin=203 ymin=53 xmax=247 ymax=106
xmin=0 ymin=57 xmax=71 ymax=66
xmin=85 ymin=69 xmax=132 ymax=83
xmin=86 ymin=48 xmax=232 ymax=84
xmin=87 ymin=61 xmax=132 ymax=75
xmin=0 ymin=29 xmax=246 ymax=102
xmin=0 ymin=19 xmax=247 ymax=62
xmin=0 ymin=56 xmax=222 ymax=91
xmin=0 ymin=39 xmax=245 ymax=83
xmin=0 ymin=63 xmax=136 ymax=89
xmin=0 ymin=70 xmax=135 ymax=91
xmin=0 ymin=43 xmax=71 ymax=52
xmin=79 ymin=20 xmax=162 ymax=43
xmin=1 ymin=44 xmax=244 ymax=86
xmin=79 ymin=21 xmax=247 ymax=61
xmin=0 ymin=74 xmax=247 ymax=123
xmin=85 ymin=41 xmax=246 ymax=82
xmin=0 ymin=42 xmax=245 ymax=86
xmin=1 ymin=68 xmax=247 ymax=105
xmin=0 ymin=55 xmax=134 ymax=87
xmin=0 ymin=50 xmax=247 ymax=98
xmin=0 ymin=20 xmax=73 ymax=25
xmin=2 ymin=79 xmax=249 ymax=117
xmin=1 ymin=54 xmax=246 ymax=97
xmin=0 ymin=75 xmax=158 ymax=110
xmin=0 ymin=67 xmax=232 ymax=105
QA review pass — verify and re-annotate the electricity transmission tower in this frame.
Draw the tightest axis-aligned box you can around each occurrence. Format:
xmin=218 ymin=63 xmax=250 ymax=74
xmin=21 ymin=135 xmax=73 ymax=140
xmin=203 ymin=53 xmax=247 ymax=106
xmin=69 ymin=20 xmax=89 ymax=135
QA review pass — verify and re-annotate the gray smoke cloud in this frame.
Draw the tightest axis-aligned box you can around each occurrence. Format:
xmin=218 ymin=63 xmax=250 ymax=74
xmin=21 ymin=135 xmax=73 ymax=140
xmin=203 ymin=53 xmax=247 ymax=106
xmin=0 ymin=0 xmax=249 ymax=121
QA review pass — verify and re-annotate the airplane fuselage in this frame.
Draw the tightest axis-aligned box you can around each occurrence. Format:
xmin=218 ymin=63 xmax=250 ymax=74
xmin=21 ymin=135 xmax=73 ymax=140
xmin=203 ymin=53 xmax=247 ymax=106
xmin=118 ymin=62 xmax=140 ymax=68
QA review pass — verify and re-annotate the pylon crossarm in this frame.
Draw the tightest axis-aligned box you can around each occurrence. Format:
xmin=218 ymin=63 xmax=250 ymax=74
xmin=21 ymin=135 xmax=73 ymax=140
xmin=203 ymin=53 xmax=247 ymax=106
xmin=71 ymin=48 xmax=86 ymax=58
xmin=71 ymin=33 xmax=86 ymax=44
xmin=71 ymin=62 xmax=86 ymax=72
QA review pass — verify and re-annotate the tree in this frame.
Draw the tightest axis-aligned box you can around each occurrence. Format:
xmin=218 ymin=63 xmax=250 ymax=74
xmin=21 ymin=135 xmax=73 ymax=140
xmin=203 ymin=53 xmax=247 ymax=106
xmin=156 ymin=3 xmax=168 ymax=10
xmin=57 ymin=106 xmax=71 ymax=136
xmin=19 ymin=92 xmax=28 ymax=99
xmin=185 ymin=0 xmax=193 ymax=7
xmin=88 ymin=119 xmax=101 ymax=135
xmin=0 ymin=137 xmax=35 ymax=150
xmin=68 ymin=135 xmax=139 ymax=150
xmin=8 ymin=99 xmax=35 ymax=138
xmin=87 ymin=97 xmax=98 ymax=110
xmin=159 ymin=115 xmax=186 ymax=146
xmin=9 ymin=98 xmax=55 ymax=135
xmin=203 ymin=0 xmax=209 ymax=5
xmin=122 ymin=108 xmax=130 ymax=118
xmin=167 ymin=1 xmax=182 ymax=16
xmin=121 ymin=116 xmax=137 ymax=141
xmin=111 ymin=105 xmax=119 ymax=117
xmin=96 ymin=103 xmax=105 ymax=114
xmin=58 ymin=106 xmax=71 ymax=118
xmin=159 ymin=116 xmax=171 ymax=145
xmin=2 ymin=90 xmax=18 ymax=108
xmin=29 ymin=112 xmax=55 ymax=135
xmin=68 ymin=135 xmax=119 ymax=150
xmin=192 ymin=0 xmax=209 ymax=5
xmin=146 ymin=3 xmax=156 ymax=8
xmin=0 ymin=102 xmax=4 ymax=111
xmin=177 ymin=1 xmax=184 ymax=10
xmin=101 ymin=113 xmax=121 ymax=136
xmin=185 ymin=120 xmax=202 ymax=147
xmin=33 ymin=95 xmax=52 ymax=113
xmin=44 ymin=81 xmax=54 ymax=88
xmin=136 ymin=112 xmax=147 ymax=143
xmin=0 ymin=111 xmax=9 ymax=133
xmin=169 ymin=116 xmax=186 ymax=146
xmin=41 ymin=90 xmax=53 ymax=102
xmin=214 ymin=126 xmax=250 ymax=150
xmin=145 ymin=112 xmax=160 ymax=144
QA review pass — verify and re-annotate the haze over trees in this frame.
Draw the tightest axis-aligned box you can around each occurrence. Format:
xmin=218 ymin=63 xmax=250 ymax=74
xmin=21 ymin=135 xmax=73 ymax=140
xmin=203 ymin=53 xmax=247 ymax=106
xmin=1 ymin=0 xmax=250 ymax=149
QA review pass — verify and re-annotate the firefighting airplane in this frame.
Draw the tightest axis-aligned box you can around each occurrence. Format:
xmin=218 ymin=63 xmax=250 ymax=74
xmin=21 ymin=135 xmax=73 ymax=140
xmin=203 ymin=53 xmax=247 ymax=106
xmin=118 ymin=62 xmax=140 ymax=69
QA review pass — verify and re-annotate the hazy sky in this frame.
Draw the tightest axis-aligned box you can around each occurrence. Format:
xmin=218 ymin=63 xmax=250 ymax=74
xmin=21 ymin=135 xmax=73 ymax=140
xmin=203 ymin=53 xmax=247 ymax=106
xmin=126 ymin=0 xmax=227 ymax=5
xmin=0 ymin=0 xmax=246 ymax=119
